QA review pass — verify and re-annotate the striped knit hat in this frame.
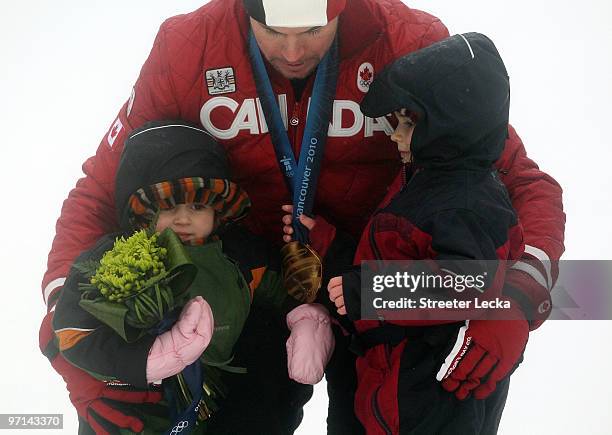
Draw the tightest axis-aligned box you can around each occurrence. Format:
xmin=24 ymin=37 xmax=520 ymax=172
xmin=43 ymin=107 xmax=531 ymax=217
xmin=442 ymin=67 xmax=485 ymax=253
xmin=115 ymin=121 xmax=250 ymax=232
xmin=243 ymin=0 xmax=346 ymax=27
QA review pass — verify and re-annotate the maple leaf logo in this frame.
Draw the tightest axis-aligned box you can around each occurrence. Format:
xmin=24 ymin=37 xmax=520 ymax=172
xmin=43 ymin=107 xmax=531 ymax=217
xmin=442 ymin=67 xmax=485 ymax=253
xmin=360 ymin=66 xmax=373 ymax=82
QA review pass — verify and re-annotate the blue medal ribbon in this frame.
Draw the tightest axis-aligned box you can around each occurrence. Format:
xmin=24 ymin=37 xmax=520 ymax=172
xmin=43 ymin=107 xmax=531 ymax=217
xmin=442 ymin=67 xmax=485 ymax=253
xmin=162 ymin=361 xmax=203 ymax=435
xmin=248 ymin=30 xmax=339 ymax=243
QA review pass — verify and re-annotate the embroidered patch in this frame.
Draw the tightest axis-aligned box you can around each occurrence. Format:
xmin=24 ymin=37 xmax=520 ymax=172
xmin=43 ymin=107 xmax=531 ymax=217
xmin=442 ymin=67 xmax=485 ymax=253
xmin=205 ymin=67 xmax=236 ymax=95
xmin=357 ymin=62 xmax=374 ymax=93
xmin=107 ymin=117 xmax=123 ymax=147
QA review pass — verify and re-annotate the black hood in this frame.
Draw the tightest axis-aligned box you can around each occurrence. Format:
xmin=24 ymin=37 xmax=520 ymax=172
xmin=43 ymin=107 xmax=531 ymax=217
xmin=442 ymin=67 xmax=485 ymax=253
xmin=115 ymin=120 xmax=235 ymax=230
xmin=361 ymin=33 xmax=510 ymax=169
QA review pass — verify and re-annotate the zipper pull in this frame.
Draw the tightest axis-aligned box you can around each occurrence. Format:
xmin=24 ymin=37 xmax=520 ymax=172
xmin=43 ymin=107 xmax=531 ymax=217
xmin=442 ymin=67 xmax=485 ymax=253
xmin=289 ymin=102 xmax=301 ymax=155
xmin=400 ymin=164 xmax=411 ymax=193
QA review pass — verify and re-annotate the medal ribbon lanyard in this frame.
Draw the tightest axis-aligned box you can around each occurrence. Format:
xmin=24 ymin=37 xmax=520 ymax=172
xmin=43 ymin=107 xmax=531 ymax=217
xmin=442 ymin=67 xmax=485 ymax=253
xmin=151 ymin=312 xmax=204 ymax=434
xmin=248 ymin=29 xmax=339 ymax=243
xmin=162 ymin=360 xmax=203 ymax=435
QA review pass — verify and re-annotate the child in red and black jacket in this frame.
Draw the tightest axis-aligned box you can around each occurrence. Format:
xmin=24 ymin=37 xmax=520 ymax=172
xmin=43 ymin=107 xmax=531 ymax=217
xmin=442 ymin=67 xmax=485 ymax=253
xmin=284 ymin=33 xmax=529 ymax=434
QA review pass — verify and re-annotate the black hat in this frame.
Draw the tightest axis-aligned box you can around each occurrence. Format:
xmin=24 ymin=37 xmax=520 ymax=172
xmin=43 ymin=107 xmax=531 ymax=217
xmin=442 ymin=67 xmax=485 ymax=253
xmin=361 ymin=33 xmax=510 ymax=168
xmin=115 ymin=120 xmax=250 ymax=230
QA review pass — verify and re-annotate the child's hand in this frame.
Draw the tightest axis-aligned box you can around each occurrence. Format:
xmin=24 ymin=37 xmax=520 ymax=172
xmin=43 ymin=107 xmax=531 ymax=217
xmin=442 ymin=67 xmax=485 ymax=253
xmin=146 ymin=296 xmax=214 ymax=383
xmin=281 ymin=204 xmax=316 ymax=243
xmin=328 ymin=276 xmax=346 ymax=315
xmin=286 ymin=304 xmax=335 ymax=385
xmin=436 ymin=300 xmax=529 ymax=400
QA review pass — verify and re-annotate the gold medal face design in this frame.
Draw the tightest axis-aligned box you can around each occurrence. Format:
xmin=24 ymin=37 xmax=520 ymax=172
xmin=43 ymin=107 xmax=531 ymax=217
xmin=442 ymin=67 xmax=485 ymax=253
xmin=281 ymin=241 xmax=323 ymax=303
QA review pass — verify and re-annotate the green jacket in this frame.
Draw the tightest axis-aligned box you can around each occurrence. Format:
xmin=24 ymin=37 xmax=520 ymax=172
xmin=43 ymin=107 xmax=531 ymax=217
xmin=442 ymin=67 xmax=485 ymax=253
xmin=53 ymin=225 xmax=300 ymax=434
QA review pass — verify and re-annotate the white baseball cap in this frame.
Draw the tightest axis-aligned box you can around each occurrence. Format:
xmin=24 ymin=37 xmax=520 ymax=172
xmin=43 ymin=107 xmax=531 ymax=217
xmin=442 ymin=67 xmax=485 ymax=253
xmin=243 ymin=0 xmax=346 ymax=27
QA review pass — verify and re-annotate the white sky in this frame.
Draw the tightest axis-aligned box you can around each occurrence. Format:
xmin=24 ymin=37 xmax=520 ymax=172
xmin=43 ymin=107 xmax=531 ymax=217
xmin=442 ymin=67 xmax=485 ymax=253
xmin=1 ymin=1 xmax=611 ymax=434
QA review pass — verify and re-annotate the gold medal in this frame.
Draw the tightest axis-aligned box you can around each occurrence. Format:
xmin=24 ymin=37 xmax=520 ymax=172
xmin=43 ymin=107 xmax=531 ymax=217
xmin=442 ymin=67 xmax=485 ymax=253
xmin=280 ymin=241 xmax=323 ymax=303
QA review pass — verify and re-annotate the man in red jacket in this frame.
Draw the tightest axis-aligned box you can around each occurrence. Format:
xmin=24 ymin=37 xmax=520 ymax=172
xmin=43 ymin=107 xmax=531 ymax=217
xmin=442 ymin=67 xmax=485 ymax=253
xmin=40 ymin=0 xmax=564 ymax=433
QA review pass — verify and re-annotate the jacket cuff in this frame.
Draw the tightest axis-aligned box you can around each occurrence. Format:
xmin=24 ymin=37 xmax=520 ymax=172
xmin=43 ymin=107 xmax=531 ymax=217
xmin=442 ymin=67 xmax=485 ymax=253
xmin=115 ymin=334 xmax=157 ymax=389
xmin=342 ymin=267 xmax=362 ymax=321
xmin=308 ymin=215 xmax=337 ymax=258
xmin=503 ymin=268 xmax=552 ymax=330
xmin=322 ymin=230 xmax=357 ymax=282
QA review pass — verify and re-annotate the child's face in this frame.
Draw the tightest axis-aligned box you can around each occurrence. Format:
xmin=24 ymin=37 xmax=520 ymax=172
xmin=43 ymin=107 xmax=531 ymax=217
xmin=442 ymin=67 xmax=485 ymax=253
xmin=155 ymin=203 xmax=215 ymax=243
xmin=390 ymin=109 xmax=416 ymax=164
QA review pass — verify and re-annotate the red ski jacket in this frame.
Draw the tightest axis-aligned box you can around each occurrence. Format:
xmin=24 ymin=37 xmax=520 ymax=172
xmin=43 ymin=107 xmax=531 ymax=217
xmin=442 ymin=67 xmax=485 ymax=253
xmin=41 ymin=0 xmax=563 ymax=340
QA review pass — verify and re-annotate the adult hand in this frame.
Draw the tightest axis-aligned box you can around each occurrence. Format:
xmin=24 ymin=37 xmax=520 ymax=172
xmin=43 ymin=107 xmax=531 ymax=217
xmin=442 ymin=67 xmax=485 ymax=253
xmin=281 ymin=204 xmax=316 ymax=243
xmin=146 ymin=296 xmax=214 ymax=383
xmin=281 ymin=205 xmax=337 ymax=258
xmin=436 ymin=301 xmax=529 ymax=400
xmin=327 ymin=276 xmax=347 ymax=315
xmin=41 ymin=310 xmax=163 ymax=435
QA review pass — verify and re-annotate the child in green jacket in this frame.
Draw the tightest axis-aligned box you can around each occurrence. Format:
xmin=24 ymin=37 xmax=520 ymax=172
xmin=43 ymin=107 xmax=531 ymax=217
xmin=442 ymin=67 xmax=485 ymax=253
xmin=52 ymin=120 xmax=334 ymax=434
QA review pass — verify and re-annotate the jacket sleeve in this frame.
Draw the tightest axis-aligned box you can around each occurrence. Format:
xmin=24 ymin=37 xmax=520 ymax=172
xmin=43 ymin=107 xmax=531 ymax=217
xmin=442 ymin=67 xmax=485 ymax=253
xmin=495 ymin=125 xmax=566 ymax=329
xmin=251 ymin=266 xmax=301 ymax=316
xmin=51 ymin=240 xmax=156 ymax=389
xmin=248 ymin=239 xmax=302 ymax=316
xmin=220 ymin=225 xmax=300 ymax=316
xmin=344 ymin=209 xmax=514 ymax=325
xmin=40 ymin=21 xmax=180 ymax=355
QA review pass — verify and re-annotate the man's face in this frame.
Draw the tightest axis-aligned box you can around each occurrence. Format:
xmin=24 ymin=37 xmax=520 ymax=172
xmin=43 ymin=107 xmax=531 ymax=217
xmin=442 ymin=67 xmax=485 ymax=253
xmin=250 ymin=17 xmax=339 ymax=80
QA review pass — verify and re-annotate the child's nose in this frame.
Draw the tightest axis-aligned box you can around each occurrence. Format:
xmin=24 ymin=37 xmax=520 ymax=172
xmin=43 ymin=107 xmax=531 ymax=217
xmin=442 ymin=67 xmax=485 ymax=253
xmin=173 ymin=207 xmax=191 ymax=223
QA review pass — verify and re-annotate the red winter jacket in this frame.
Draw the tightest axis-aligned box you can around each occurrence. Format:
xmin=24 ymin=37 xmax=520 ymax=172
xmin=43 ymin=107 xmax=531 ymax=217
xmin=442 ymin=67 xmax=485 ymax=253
xmin=41 ymin=0 xmax=562 ymax=351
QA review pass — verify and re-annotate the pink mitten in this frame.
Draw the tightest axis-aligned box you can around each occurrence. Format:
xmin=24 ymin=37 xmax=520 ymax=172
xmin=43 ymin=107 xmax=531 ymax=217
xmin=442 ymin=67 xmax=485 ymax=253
xmin=146 ymin=296 xmax=214 ymax=383
xmin=286 ymin=304 xmax=335 ymax=385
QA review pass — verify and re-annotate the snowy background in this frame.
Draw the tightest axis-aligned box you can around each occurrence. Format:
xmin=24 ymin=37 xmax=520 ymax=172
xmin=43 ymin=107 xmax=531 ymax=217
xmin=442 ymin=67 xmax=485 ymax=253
xmin=1 ymin=0 xmax=611 ymax=433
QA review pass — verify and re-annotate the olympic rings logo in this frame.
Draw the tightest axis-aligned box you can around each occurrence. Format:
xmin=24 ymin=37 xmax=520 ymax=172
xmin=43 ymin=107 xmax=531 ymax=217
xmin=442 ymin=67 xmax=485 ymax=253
xmin=170 ymin=420 xmax=189 ymax=434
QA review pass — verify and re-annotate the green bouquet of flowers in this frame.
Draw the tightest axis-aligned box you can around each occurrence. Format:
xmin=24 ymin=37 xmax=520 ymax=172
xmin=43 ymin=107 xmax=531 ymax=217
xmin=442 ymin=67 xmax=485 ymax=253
xmin=75 ymin=228 xmax=196 ymax=341
xmin=74 ymin=228 xmax=226 ymax=422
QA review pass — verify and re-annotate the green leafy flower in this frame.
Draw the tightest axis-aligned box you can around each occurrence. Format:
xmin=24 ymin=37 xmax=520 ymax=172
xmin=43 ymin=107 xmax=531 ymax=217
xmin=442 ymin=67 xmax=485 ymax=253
xmin=91 ymin=230 xmax=168 ymax=302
